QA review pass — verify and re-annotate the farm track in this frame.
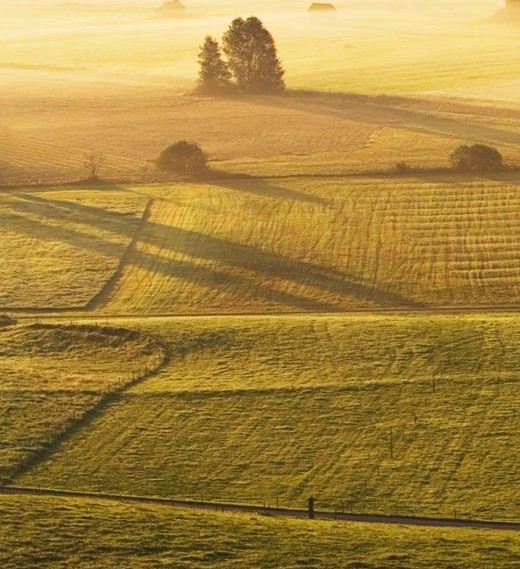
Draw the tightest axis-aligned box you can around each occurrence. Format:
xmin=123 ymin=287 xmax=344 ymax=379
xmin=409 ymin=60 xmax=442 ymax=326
xmin=3 ymin=485 xmax=520 ymax=532
xmin=6 ymin=304 xmax=520 ymax=321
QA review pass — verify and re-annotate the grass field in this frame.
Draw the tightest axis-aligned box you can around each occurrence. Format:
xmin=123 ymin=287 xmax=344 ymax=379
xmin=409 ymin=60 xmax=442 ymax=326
xmin=5 ymin=1 xmax=520 ymax=566
xmin=0 ymin=187 xmax=148 ymax=309
xmin=15 ymin=314 xmax=520 ymax=521
xmin=0 ymin=322 xmax=165 ymax=483
xmin=3 ymin=494 xmax=520 ymax=569
xmin=83 ymin=176 xmax=520 ymax=313
xmin=5 ymin=176 xmax=520 ymax=313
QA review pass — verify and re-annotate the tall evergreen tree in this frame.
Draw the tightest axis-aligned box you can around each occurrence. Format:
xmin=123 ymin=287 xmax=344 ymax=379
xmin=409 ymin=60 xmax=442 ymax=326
xmin=197 ymin=35 xmax=232 ymax=94
xmin=222 ymin=17 xmax=285 ymax=94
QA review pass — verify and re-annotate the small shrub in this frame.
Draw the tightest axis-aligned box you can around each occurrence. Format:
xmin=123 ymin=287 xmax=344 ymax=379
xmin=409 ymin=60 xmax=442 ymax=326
xmin=450 ymin=144 xmax=503 ymax=173
xmin=155 ymin=141 xmax=209 ymax=177
xmin=395 ymin=161 xmax=411 ymax=174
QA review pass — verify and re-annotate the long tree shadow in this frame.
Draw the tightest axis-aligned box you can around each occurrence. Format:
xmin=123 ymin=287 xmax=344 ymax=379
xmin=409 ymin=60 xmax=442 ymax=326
xmin=107 ymin=221 xmax=426 ymax=311
xmin=258 ymin=91 xmax=520 ymax=148
xmin=14 ymin=191 xmax=138 ymax=239
xmin=5 ymin=192 xmax=424 ymax=311
xmin=208 ymin=173 xmax=330 ymax=206
xmin=4 ymin=211 xmax=127 ymax=259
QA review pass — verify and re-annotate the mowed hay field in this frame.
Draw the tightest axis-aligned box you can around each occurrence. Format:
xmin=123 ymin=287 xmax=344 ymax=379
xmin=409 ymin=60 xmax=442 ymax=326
xmin=0 ymin=322 xmax=165 ymax=484
xmin=0 ymin=186 xmax=148 ymax=309
xmin=4 ymin=3 xmax=520 ymax=184
xmin=4 ymin=496 xmax=520 ymax=569
xmin=4 ymin=90 xmax=520 ymax=183
xmin=5 ymin=177 xmax=520 ymax=313
xmin=88 ymin=177 xmax=520 ymax=313
xmin=18 ymin=314 xmax=520 ymax=521
xmin=6 ymin=3 xmax=520 ymax=566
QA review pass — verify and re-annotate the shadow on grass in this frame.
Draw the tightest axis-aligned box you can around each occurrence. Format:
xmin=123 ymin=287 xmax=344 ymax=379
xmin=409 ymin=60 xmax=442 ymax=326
xmin=258 ymin=89 xmax=520 ymax=149
xmin=88 ymin=216 xmax=426 ymax=312
xmin=7 ymin=188 xmax=424 ymax=312
xmin=207 ymin=171 xmax=330 ymax=206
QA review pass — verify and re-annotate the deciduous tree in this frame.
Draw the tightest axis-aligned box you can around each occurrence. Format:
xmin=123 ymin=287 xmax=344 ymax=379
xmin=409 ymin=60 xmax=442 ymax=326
xmin=222 ymin=17 xmax=285 ymax=94
xmin=450 ymin=144 xmax=503 ymax=173
xmin=155 ymin=141 xmax=208 ymax=176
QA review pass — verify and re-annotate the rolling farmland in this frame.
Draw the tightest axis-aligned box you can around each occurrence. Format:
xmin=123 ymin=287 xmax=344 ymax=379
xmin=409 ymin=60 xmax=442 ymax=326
xmin=0 ymin=322 xmax=165 ymax=484
xmin=5 ymin=1 xmax=520 ymax=566
xmin=17 ymin=314 xmax=520 ymax=521
xmin=84 ymin=177 xmax=520 ymax=314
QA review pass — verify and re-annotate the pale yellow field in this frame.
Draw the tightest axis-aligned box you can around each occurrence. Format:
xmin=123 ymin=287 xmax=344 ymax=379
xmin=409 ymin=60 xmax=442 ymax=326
xmin=2 ymin=1 xmax=520 ymax=185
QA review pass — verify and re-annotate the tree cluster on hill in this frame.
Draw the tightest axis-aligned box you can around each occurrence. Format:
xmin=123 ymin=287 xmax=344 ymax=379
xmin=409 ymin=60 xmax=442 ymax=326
xmin=197 ymin=17 xmax=285 ymax=95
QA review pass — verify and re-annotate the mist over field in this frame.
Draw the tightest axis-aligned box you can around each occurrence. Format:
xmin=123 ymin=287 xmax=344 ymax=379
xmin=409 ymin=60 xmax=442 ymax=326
xmin=2 ymin=0 xmax=517 ymax=99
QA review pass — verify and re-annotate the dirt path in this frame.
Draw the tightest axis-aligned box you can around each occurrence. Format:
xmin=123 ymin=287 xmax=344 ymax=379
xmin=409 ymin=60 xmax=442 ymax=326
xmin=3 ymin=485 xmax=520 ymax=532
xmin=7 ymin=303 xmax=520 ymax=323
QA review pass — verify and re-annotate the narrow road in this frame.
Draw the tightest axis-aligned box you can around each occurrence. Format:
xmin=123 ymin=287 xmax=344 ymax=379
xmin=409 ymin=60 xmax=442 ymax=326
xmin=3 ymin=485 xmax=520 ymax=532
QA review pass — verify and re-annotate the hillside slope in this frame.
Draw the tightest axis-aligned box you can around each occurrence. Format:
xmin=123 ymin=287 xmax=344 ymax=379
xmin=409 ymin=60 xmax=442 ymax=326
xmin=92 ymin=177 xmax=520 ymax=313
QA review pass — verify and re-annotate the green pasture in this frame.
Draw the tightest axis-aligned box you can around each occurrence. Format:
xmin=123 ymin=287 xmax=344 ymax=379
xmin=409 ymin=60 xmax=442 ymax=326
xmin=0 ymin=186 xmax=148 ymax=309
xmin=17 ymin=314 xmax=520 ymax=521
xmin=93 ymin=177 xmax=520 ymax=314
xmin=0 ymin=322 xmax=165 ymax=483
xmin=2 ymin=494 xmax=520 ymax=569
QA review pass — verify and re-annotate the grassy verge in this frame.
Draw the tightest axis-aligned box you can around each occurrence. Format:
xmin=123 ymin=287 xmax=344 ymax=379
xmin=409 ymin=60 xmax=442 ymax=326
xmin=2 ymin=494 xmax=520 ymax=569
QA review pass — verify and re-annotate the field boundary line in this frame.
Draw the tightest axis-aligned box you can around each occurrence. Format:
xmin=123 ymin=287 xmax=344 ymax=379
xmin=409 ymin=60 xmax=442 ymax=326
xmin=86 ymin=198 xmax=155 ymax=311
xmin=3 ymin=486 xmax=520 ymax=531
xmin=4 ymin=327 xmax=169 ymax=485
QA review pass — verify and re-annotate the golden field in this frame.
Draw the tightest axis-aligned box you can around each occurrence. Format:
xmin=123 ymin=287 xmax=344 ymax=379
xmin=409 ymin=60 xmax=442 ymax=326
xmin=4 ymin=1 xmax=520 ymax=567
xmin=5 ymin=177 xmax=520 ymax=313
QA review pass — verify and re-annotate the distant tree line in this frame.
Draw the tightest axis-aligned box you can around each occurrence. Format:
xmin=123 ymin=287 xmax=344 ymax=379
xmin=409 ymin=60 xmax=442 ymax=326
xmin=197 ymin=17 xmax=285 ymax=95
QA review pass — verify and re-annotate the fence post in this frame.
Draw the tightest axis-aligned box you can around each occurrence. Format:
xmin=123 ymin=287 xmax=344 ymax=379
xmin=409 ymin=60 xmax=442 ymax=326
xmin=308 ymin=496 xmax=315 ymax=519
